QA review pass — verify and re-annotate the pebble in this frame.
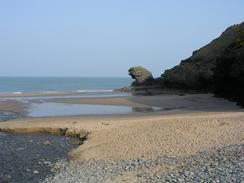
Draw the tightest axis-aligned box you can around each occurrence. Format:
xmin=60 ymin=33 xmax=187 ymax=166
xmin=33 ymin=170 xmax=39 ymax=175
xmin=41 ymin=144 xmax=244 ymax=183
xmin=42 ymin=140 xmax=52 ymax=145
xmin=0 ymin=132 xmax=80 ymax=183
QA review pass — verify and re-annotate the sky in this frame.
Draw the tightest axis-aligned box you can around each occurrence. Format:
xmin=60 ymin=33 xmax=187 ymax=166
xmin=0 ymin=0 xmax=243 ymax=77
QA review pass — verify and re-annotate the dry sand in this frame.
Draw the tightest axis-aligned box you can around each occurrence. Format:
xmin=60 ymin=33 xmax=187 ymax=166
xmin=0 ymin=94 xmax=243 ymax=162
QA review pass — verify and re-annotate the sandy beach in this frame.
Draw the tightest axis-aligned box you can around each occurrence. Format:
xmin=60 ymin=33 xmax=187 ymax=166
xmin=0 ymin=93 xmax=244 ymax=182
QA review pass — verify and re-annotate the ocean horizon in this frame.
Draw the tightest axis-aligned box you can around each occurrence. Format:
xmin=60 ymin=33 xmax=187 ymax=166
xmin=0 ymin=77 xmax=131 ymax=94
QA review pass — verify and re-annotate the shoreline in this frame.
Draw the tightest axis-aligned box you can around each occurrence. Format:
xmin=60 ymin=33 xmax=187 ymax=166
xmin=0 ymin=93 xmax=243 ymax=118
xmin=0 ymin=90 xmax=129 ymax=98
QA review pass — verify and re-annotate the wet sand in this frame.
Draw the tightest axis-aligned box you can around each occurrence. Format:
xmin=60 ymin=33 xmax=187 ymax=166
xmin=0 ymin=93 xmax=242 ymax=117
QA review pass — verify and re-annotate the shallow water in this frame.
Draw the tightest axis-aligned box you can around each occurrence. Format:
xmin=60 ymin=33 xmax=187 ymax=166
xmin=0 ymin=111 xmax=19 ymax=122
xmin=28 ymin=103 xmax=162 ymax=117
xmin=0 ymin=91 xmax=131 ymax=101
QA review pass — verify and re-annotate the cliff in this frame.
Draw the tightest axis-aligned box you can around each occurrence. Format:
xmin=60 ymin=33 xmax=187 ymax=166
xmin=162 ymin=22 xmax=244 ymax=91
xmin=213 ymin=28 xmax=244 ymax=106
xmin=128 ymin=22 xmax=244 ymax=105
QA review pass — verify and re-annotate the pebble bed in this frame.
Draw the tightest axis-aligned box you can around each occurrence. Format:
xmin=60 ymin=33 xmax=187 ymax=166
xmin=42 ymin=144 xmax=244 ymax=183
xmin=0 ymin=132 xmax=80 ymax=183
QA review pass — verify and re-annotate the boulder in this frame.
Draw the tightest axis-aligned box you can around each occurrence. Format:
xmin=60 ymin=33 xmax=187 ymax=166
xmin=128 ymin=66 xmax=164 ymax=95
xmin=128 ymin=66 xmax=153 ymax=84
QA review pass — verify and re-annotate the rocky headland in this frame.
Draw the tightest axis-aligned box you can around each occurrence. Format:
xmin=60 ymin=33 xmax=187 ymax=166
xmin=129 ymin=22 xmax=244 ymax=106
xmin=128 ymin=66 xmax=163 ymax=95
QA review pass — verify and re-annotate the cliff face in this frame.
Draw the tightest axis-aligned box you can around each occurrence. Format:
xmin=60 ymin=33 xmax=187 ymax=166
xmin=213 ymin=29 xmax=244 ymax=106
xmin=128 ymin=22 xmax=244 ymax=105
xmin=162 ymin=22 xmax=244 ymax=91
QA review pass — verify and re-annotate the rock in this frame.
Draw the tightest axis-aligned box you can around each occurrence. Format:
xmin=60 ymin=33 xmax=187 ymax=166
xmin=129 ymin=66 xmax=153 ymax=84
xmin=161 ymin=21 xmax=244 ymax=107
xmin=43 ymin=161 xmax=52 ymax=165
xmin=42 ymin=144 xmax=244 ymax=183
xmin=114 ymin=86 xmax=132 ymax=93
xmin=128 ymin=66 xmax=164 ymax=95
xmin=0 ymin=132 xmax=7 ymax=137
xmin=4 ymin=175 xmax=11 ymax=180
xmin=126 ymin=22 xmax=244 ymax=102
xmin=162 ymin=22 xmax=244 ymax=91
xmin=213 ymin=29 xmax=244 ymax=107
xmin=64 ymin=128 xmax=89 ymax=140
xmin=33 ymin=170 xmax=39 ymax=175
xmin=42 ymin=140 xmax=52 ymax=145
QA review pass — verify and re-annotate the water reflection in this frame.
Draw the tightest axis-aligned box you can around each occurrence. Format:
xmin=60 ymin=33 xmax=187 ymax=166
xmin=28 ymin=103 xmax=132 ymax=117
xmin=132 ymin=107 xmax=160 ymax=112
xmin=0 ymin=104 xmax=187 ymax=119
xmin=27 ymin=103 xmax=169 ymax=117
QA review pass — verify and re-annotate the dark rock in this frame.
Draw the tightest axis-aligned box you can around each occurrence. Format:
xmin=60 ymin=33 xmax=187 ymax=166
xmin=162 ymin=22 xmax=244 ymax=91
xmin=213 ymin=29 xmax=244 ymax=107
xmin=127 ymin=22 xmax=244 ymax=102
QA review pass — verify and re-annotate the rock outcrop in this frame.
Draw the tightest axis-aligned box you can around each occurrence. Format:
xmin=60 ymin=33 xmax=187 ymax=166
xmin=128 ymin=66 xmax=163 ymax=95
xmin=162 ymin=22 xmax=244 ymax=91
xmin=128 ymin=66 xmax=153 ymax=84
xmin=128 ymin=22 xmax=244 ymax=106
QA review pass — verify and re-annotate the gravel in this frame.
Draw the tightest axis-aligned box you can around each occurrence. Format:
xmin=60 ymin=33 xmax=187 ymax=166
xmin=0 ymin=132 xmax=80 ymax=183
xmin=42 ymin=144 xmax=244 ymax=183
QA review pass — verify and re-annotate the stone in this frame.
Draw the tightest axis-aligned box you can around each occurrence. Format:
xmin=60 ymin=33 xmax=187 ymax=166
xmin=128 ymin=66 xmax=164 ymax=95
xmin=42 ymin=140 xmax=52 ymax=145
xmin=64 ymin=128 xmax=89 ymax=140
xmin=33 ymin=170 xmax=39 ymax=175
xmin=128 ymin=66 xmax=153 ymax=84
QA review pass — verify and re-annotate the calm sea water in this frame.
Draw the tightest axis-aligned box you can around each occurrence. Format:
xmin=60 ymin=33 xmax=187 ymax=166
xmin=0 ymin=77 xmax=131 ymax=93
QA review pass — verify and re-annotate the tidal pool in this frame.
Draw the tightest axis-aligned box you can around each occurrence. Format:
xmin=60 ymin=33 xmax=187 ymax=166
xmin=27 ymin=103 xmax=163 ymax=117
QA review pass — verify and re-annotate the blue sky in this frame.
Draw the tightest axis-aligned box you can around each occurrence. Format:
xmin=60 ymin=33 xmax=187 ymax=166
xmin=0 ymin=0 xmax=243 ymax=77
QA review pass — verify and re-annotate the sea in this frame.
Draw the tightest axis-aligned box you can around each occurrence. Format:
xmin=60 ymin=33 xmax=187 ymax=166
xmin=0 ymin=77 xmax=165 ymax=118
xmin=0 ymin=77 xmax=132 ymax=94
